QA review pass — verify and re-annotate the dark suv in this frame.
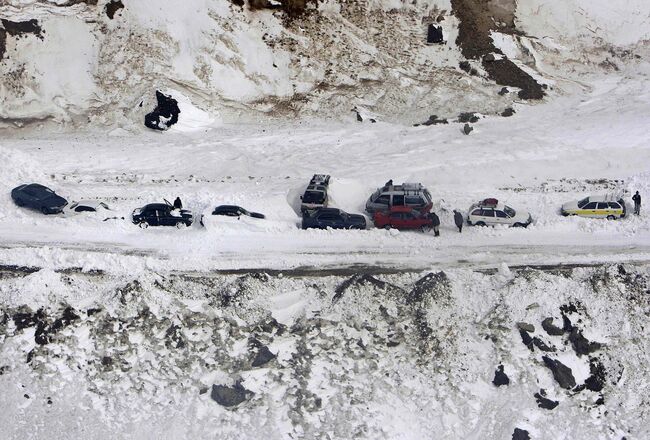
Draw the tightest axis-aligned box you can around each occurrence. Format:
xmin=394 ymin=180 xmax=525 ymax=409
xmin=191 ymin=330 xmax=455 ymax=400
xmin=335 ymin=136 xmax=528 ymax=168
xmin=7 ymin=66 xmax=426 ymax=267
xmin=300 ymin=174 xmax=330 ymax=214
xmin=11 ymin=183 xmax=68 ymax=214
xmin=302 ymin=208 xmax=366 ymax=230
xmin=132 ymin=202 xmax=194 ymax=228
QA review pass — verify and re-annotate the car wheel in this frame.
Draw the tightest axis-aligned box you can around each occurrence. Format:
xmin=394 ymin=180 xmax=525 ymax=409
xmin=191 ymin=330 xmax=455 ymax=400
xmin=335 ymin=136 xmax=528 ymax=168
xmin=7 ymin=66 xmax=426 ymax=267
xmin=41 ymin=207 xmax=49 ymax=215
xmin=176 ymin=221 xmax=187 ymax=229
xmin=606 ymin=215 xmax=616 ymax=220
xmin=513 ymin=222 xmax=523 ymax=228
xmin=139 ymin=221 xmax=149 ymax=229
xmin=476 ymin=221 xmax=486 ymax=227
xmin=383 ymin=225 xmax=391 ymax=230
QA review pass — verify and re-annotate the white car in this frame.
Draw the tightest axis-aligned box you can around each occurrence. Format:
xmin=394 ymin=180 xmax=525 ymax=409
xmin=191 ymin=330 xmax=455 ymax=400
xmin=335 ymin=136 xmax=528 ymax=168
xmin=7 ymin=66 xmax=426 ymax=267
xmin=467 ymin=198 xmax=532 ymax=228
xmin=63 ymin=200 xmax=111 ymax=215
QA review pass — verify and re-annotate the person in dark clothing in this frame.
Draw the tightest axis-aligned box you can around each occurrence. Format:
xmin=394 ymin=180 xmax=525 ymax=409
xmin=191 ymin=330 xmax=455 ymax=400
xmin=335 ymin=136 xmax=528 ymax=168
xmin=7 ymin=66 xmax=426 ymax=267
xmin=633 ymin=191 xmax=641 ymax=215
xmin=384 ymin=179 xmax=393 ymax=189
xmin=430 ymin=212 xmax=440 ymax=237
xmin=173 ymin=197 xmax=183 ymax=210
xmin=453 ymin=210 xmax=463 ymax=233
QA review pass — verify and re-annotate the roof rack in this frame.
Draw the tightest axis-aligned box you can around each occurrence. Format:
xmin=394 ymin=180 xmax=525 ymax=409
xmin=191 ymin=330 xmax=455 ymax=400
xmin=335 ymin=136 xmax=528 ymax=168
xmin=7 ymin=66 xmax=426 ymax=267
xmin=478 ymin=198 xmax=499 ymax=208
xmin=310 ymin=174 xmax=330 ymax=186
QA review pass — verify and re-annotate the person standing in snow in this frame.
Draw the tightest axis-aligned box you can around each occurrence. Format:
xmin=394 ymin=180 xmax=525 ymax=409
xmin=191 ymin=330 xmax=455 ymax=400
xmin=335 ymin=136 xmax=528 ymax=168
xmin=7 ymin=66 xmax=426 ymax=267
xmin=453 ymin=210 xmax=463 ymax=233
xmin=633 ymin=191 xmax=641 ymax=215
xmin=173 ymin=197 xmax=183 ymax=210
xmin=430 ymin=212 xmax=440 ymax=237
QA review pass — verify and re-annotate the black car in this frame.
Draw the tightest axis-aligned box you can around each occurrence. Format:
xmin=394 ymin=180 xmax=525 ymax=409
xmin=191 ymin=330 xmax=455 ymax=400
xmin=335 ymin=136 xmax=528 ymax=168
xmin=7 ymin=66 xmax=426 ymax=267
xmin=11 ymin=183 xmax=68 ymax=214
xmin=212 ymin=205 xmax=265 ymax=219
xmin=302 ymin=208 xmax=366 ymax=230
xmin=132 ymin=202 xmax=194 ymax=228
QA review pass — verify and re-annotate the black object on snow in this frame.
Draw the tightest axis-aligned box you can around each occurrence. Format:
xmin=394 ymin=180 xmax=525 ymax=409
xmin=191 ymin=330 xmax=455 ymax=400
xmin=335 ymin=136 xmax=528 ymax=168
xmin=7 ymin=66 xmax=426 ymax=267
xmin=463 ymin=123 xmax=473 ymax=135
xmin=532 ymin=337 xmax=555 ymax=352
xmin=541 ymin=317 xmax=564 ymax=336
xmin=252 ymin=346 xmax=276 ymax=367
xmin=210 ymin=383 xmax=253 ymax=407
xmin=144 ymin=91 xmax=180 ymax=131
xmin=534 ymin=389 xmax=559 ymax=410
xmin=498 ymin=87 xmax=509 ymax=95
xmin=516 ymin=322 xmax=535 ymax=333
xmin=519 ymin=329 xmax=535 ymax=351
xmin=493 ymin=365 xmax=509 ymax=386
xmin=173 ymin=197 xmax=182 ymax=210
xmin=458 ymin=112 xmax=480 ymax=123
xmin=585 ymin=358 xmax=607 ymax=392
xmin=569 ymin=328 xmax=602 ymax=356
xmin=414 ymin=115 xmax=448 ymax=127
xmin=542 ymin=356 xmax=576 ymax=389
xmin=502 ymin=107 xmax=515 ymax=117
xmin=512 ymin=428 xmax=530 ymax=440
xmin=427 ymin=24 xmax=444 ymax=44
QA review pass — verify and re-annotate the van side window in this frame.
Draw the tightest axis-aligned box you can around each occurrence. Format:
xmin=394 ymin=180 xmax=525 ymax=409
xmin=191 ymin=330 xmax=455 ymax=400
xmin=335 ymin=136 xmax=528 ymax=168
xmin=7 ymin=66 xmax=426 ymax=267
xmin=405 ymin=196 xmax=422 ymax=205
xmin=495 ymin=210 xmax=507 ymax=218
xmin=376 ymin=195 xmax=390 ymax=205
xmin=482 ymin=210 xmax=495 ymax=217
xmin=597 ymin=202 xmax=608 ymax=209
xmin=393 ymin=195 xmax=405 ymax=206
xmin=471 ymin=209 xmax=481 ymax=216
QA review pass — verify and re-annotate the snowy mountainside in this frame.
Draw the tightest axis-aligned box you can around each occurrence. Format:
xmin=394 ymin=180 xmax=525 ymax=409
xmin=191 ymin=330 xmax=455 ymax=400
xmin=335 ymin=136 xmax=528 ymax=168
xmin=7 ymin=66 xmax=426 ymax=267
xmin=0 ymin=0 xmax=649 ymax=128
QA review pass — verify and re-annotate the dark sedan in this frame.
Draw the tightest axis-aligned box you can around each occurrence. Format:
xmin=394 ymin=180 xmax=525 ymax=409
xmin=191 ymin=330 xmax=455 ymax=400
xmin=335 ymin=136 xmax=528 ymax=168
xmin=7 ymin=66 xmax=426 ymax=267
xmin=302 ymin=208 xmax=366 ymax=230
xmin=212 ymin=205 xmax=265 ymax=219
xmin=11 ymin=183 xmax=68 ymax=214
xmin=132 ymin=203 xmax=194 ymax=228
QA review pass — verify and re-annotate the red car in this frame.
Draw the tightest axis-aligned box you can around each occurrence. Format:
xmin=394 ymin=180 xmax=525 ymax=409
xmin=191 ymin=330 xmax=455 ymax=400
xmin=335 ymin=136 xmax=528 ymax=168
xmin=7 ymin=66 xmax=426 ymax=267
xmin=373 ymin=206 xmax=434 ymax=231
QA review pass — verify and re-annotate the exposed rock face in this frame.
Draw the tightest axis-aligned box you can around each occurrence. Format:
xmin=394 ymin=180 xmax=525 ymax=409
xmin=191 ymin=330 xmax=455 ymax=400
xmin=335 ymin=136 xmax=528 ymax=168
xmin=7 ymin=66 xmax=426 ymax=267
xmin=534 ymin=389 xmax=559 ymax=410
xmin=105 ymin=0 xmax=124 ymax=20
xmin=541 ymin=317 xmax=565 ymax=336
xmin=542 ymin=356 xmax=576 ymax=389
xmin=144 ymin=91 xmax=180 ymax=131
xmin=252 ymin=346 xmax=276 ymax=367
xmin=569 ymin=328 xmax=602 ymax=356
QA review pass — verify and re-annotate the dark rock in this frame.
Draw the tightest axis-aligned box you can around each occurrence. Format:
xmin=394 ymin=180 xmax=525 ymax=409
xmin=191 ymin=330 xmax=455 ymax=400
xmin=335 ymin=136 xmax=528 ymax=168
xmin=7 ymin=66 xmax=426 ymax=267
xmin=492 ymin=364 xmax=509 ymax=386
xmin=386 ymin=340 xmax=400 ymax=347
xmin=164 ymin=324 xmax=186 ymax=349
xmin=144 ymin=91 xmax=180 ymax=131
xmin=427 ymin=24 xmax=444 ymax=44
xmin=356 ymin=111 xmax=363 ymax=122
xmin=414 ymin=115 xmax=448 ymax=127
xmin=334 ymin=274 xmax=404 ymax=303
xmin=484 ymin=53 xmax=496 ymax=62
xmin=534 ymin=389 xmax=559 ymax=410
xmin=211 ymin=383 xmax=254 ymax=407
xmin=101 ymin=356 xmax=113 ymax=367
xmin=501 ymin=107 xmax=515 ymax=117
xmin=251 ymin=345 xmax=276 ymax=367
xmin=498 ymin=87 xmax=509 ymax=95
xmin=585 ymin=358 xmax=606 ymax=392
xmin=407 ymin=271 xmax=450 ymax=304
xmin=569 ymin=328 xmax=602 ymax=356
xmin=541 ymin=317 xmax=564 ymax=336
xmin=458 ymin=112 xmax=480 ymax=123
xmin=459 ymin=61 xmax=472 ymax=73
xmin=516 ymin=322 xmax=535 ymax=333
xmin=0 ymin=365 xmax=7 ymax=375
xmin=519 ymin=329 xmax=535 ymax=351
xmin=105 ymin=0 xmax=124 ymax=19
xmin=462 ymin=123 xmax=473 ymax=135
xmin=512 ymin=428 xmax=530 ymax=440
xmin=24 ymin=394 xmax=30 ymax=399
xmin=561 ymin=313 xmax=573 ymax=332
xmin=542 ymin=356 xmax=576 ymax=389
xmin=0 ymin=29 xmax=5 ymax=61
xmin=1 ymin=19 xmax=43 ymax=40
xmin=482 ymin=58 xmax=545 ymax=100
xmin=13 ymin=310 xmax=40 ymax=331
xmin=532 ymin=337 xmax=555 ymax=352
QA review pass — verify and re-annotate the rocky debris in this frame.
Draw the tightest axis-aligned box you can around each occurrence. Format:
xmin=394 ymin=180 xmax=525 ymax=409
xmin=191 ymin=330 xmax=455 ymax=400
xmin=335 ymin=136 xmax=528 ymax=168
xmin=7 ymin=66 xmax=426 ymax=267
xmin=458 ymin=61 xmax=478 ymax=76
xmin=427 ymin=24 xmax=444 ymax=44
xmin=210 ymin=383 xmax=254 ymax=407
xmin=144 ymin=91 xmax=180 ymax=131
xmin=12 ymin=307 xmax=80 ymax=345
xmin=534 ymin=389 xmax=559 ymax=410
xmin=413 ymin=115 xmax=448 ymax=127
xmin=516 ymin=322 xmax=535 ymax=333
xmin=519 ymin=329 xmax=535 ymax=351
xmin=512 ymin=428 xmax=530 ymax=440
xmin=498 ymin=87 xmax=509 ymax=96
xmin=0 ymin=19 xmax=43 ymax=40
xmin=0 ymin=29 xmax=5 ymax=61
xmin=492 ymin=364 xmax=509 ymax=386
xmin=532 ymin=337 xmax=555 ymax=352
xmin=252 ymin=345 xmax=276 ymax=367
xmin=585 ymin=358 xmax=607 ymax=392
xmin=333 ymin=274 xmax=404 ymax=303
xmin=542 ymin=356 xmax=576 ymax=389
xmin=462 ymin=123 xmax=473 ymax=135
xmin=569 ymin=328 xmax=602 ymax=356
xmin=483 ymin=53 xmax=496 ymax=62
xmin=105 ymin=0 xmax=124 ymax=19
xmin=541 ymin=317 xmax=565 ymax=336
xmin=164 ymin=324 xmax=186 ymax=349
xmin=458 ymin=112 xmax=480 ymax=123
xmin=483 ymin=59 xmax=545 ymax=100
xmin=501 ymin=107 xmax=515 ymax=117
xmin=407 ymin=271 xmax=450 ymax=305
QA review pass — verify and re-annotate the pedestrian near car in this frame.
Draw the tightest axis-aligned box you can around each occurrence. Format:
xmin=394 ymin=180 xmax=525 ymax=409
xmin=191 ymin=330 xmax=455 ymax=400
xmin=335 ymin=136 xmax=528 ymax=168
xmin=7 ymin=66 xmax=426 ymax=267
xmin=173 ymin=197 xmax=183 ymax=210
xmin=430 ymin=212 xmax=440 ymax=237
xmin=453 ymin=210 xmax=463 ymax=233
xmin=633 ymin=191 xmax=641 ymax=215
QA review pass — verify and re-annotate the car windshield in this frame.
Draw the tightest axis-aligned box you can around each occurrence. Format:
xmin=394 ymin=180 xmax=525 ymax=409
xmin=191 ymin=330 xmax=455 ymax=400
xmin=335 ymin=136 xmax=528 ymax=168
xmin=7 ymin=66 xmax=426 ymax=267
xmin=303 ymin=191 xmax=325 ymax=203
xmin=504 ymin=206 xmax=516 ymax=217
xmin=577 ymin=197 xmax=590 ymax=209
xmin=69 ymin=202 xmax=78 ymax=209
xmin=423 ymin=189 xmax=432 ymax=203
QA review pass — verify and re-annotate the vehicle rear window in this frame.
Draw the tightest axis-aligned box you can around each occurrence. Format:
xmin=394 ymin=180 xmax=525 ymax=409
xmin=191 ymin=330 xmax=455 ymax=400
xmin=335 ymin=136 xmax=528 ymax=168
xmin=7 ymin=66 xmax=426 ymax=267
xmin=376 ymin=195 xmax=390 ymax=205
xmin=504 ymin=206 xmax=516 ymax=217
xmin=577 ymin=198 xmax=590 ymax=209
xmin=303 ymin=191 xmax=325 ymax=204
xmin=608 ymin=202 xmax=620 ymax=209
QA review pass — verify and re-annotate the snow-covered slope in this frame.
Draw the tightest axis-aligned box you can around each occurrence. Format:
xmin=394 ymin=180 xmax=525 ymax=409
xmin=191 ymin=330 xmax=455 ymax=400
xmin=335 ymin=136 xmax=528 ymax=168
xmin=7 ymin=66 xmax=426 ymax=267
xmin=1 ymin=0 xmax=648 ymax=128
